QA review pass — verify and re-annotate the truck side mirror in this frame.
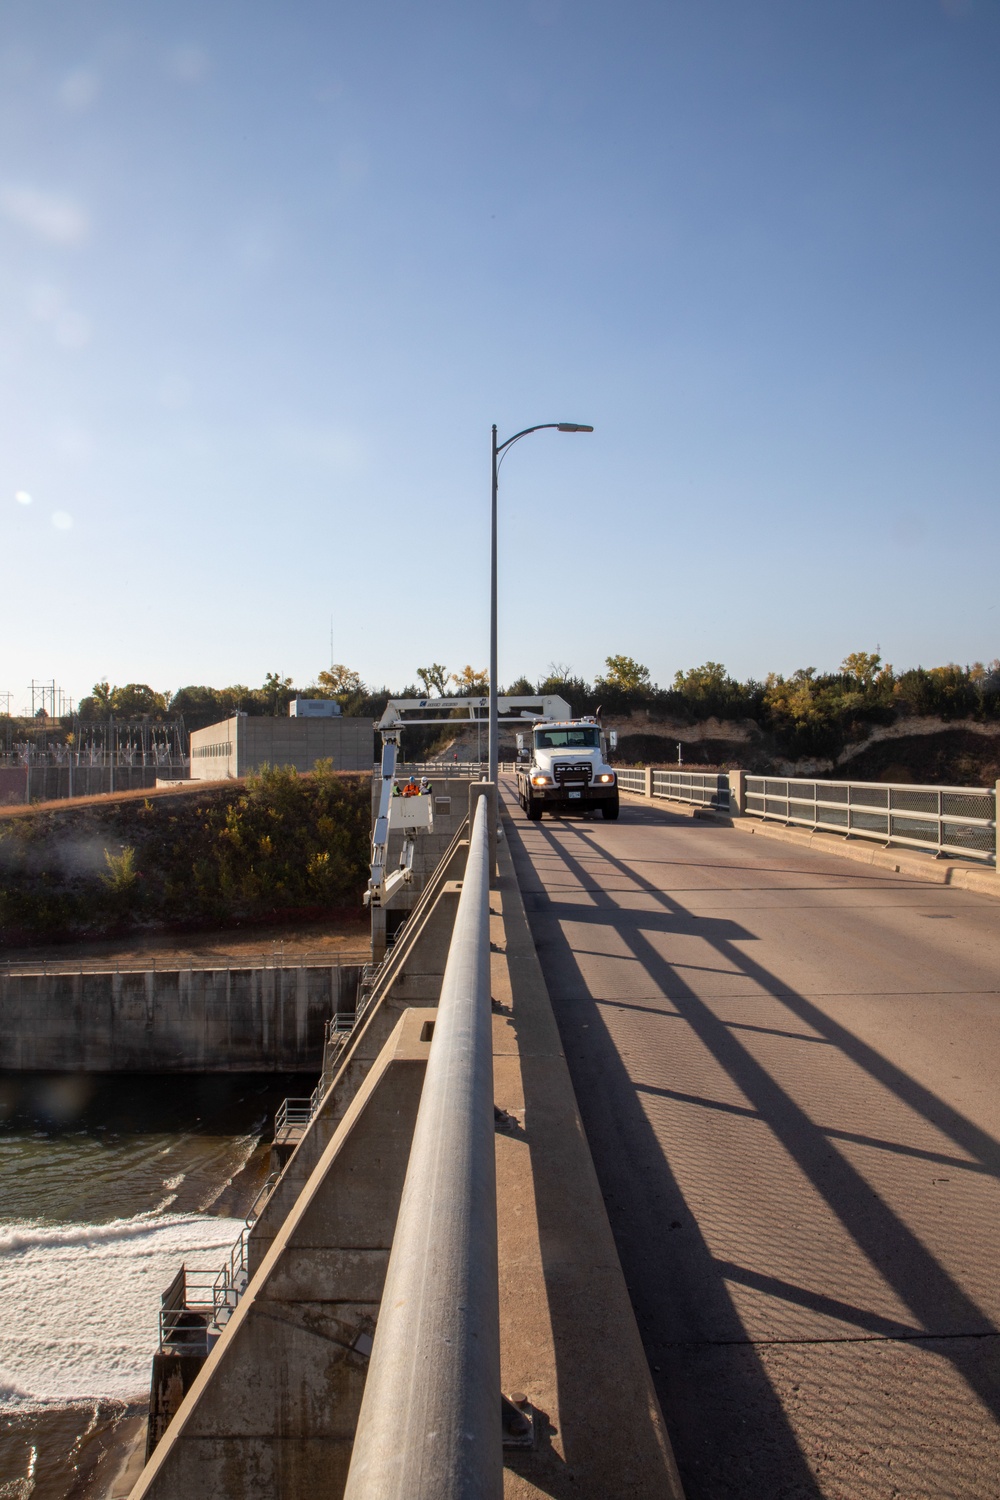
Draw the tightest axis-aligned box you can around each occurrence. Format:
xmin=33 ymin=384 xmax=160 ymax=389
xmin=608 ymin=730 xmax=618 ymax=751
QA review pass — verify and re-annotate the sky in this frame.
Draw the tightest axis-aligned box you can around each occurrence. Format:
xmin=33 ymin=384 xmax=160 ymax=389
xmin=1 ymin=0 xmax=998 ymax=713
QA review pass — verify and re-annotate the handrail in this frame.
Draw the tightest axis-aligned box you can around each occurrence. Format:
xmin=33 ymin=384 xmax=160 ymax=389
xmin=614 ymin=762 xmax=997 ymax=864
xmin=744 ymin=773 xmax=995 ymax=863
xmin=344 ymin=789 xmax=501 ymax=1500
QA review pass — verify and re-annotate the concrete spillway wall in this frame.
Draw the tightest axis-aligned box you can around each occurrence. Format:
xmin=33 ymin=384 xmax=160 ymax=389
xmin=0 ymin=963 xmax=363 ymax=1072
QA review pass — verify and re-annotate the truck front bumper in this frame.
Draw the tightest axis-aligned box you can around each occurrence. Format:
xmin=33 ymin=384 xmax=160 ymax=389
xmin=532 ymin=781 xmax=617 ymax=808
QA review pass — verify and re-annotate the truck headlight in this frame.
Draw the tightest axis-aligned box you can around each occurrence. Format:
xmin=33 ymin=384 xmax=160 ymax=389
xmin=597 ymin=773 xmax=615 ymax=784
xmin=531 ymin=775 xmax=552 ymax=787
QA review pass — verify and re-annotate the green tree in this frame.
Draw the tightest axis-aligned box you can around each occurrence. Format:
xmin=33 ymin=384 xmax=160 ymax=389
xmin=417 ymin=663 xmax=449 ymax=696
xmin=79 ymin=680 xmax=169 ymax=719
xmin=170 ymin=685 xmax=249 ymax=730
xmin=673 ymin=662 xmax=731 ymax=699
xmin=893 ymin=664 xmax=978 ymax=720
xmin=260 ymin=672 xmax=295 ymax=715
xmin=600 ymin=655 xmax=651 ymax=693
xmin=78 ymin=681 xmax=113 ymax=718
xmin=101 ymin=845 xmax=138 ymax=891
xmin=110 ymin=683 xmax=169 ymax=717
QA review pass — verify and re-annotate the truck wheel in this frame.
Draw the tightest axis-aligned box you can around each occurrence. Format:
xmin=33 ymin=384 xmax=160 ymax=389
xmin=601 ymin=798 xmax=620 ymax=820
xmin=526 ymin=795 xmax=543 ymax=821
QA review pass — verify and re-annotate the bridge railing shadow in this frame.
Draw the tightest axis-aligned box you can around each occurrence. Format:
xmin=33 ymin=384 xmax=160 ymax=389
xmin=503 ymin=795 xmax=1000 ymax=1498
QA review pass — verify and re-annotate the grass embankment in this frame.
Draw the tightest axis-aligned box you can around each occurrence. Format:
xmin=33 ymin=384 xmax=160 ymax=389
xmin=0 ymin=762 xmax=371 ymax=949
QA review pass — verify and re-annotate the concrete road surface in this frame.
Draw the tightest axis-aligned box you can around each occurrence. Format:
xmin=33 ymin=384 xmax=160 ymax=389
xmin=502 ymin=783 xmax=1000 ymax=1499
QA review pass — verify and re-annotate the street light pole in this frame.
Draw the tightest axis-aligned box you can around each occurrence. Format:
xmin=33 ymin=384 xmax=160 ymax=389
xmin=488 ymin=421 xmax=593 ymax=784
xmin=490 ymin=424 xmax=499 ymax=780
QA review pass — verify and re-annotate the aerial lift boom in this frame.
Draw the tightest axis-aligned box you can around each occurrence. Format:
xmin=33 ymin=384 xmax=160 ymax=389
xmin=366 ymin=694 xmax=569 ymax=909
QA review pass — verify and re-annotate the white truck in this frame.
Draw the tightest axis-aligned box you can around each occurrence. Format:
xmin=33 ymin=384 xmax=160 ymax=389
xmin=515 ymin=716 xmax=619 ymax=821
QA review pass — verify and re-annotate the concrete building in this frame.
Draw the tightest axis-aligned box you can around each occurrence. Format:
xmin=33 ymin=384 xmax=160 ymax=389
xmin=189 ymin=714 xmax=374 ymax=780
xmin=288 ymin=697 xmax=341 ymax=717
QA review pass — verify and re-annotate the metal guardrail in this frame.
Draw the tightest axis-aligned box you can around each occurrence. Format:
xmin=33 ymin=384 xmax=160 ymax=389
xmin=344 ymin=789 xmax=501 ymax=1500
xmin=654 ymin=770 xmax=730 ymax=809
xmin=377 ymin=761 xmax=523 ymax=781
xmin=159 ymin=1171 xmax=280 ymax=1349
xmin=273 ymin=985 xmax=379 ymax=1146
xmin=745 ymin=776 xmax=996 ymax=863
xmin=158 ymin=1266 xmax=218 ymax=1354
xmin=274 ymin=1096 xmax=316 ymax=1138
xmin=615 ymin=766 xmax=730 ymax=809
xmin=616 ymin=765 xmax=996 ymax=863
xmin=381 ymin=762 xmax=487 ymax=779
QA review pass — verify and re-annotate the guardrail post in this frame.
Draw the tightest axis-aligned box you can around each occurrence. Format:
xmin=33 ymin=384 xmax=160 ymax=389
xmin=995 ymin=780 xmax=1000 ymax=871
xmin=469 ymin=781 xmax=498 ymax=886
xmin=728 ymin=769 xmax=745 ymax=816
xmin=644 ymin=765 xmax=654 ymax=799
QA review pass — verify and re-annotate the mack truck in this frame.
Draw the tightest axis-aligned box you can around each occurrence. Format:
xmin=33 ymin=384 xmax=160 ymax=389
xmin=515 ymin=716 xmax=619 ymax=821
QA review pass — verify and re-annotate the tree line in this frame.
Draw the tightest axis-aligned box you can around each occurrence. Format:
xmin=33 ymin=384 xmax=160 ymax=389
xmin=11 ymin=651 xmax=1000 ymax=761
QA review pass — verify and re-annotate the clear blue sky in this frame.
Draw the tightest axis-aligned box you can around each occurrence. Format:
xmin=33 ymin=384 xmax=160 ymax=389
xmin=2 ymin=0 xmax=998 ymax=712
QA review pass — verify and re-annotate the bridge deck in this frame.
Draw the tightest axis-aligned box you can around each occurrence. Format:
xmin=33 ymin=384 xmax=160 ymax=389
xmin=502 ymin=781 xmax=1000 ymax=1499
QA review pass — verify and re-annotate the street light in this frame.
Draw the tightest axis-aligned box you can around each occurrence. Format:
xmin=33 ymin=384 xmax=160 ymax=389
xmin=489 ymin=421 xmax=593 ymax=784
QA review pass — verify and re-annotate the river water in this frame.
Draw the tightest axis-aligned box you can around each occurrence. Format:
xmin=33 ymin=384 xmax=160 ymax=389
xmin=0 ymin=1071 xmax=302 ymax=1499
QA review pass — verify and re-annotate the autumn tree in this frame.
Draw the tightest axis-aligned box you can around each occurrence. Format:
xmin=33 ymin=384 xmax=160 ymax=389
xmin=317 ymin=664 xmax=365 ymax=696
xmin=451 ymin=665 xmax=489 ymax=695
xmin=841 ymin=651 xmax=887 ymax=691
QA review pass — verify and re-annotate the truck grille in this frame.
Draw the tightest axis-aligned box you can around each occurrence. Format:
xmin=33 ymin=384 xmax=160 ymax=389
xmin=554 ymin=762 xmax=592 ymax=785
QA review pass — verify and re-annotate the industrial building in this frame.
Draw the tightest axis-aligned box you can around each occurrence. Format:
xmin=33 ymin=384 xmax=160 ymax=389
xmin=189 ymin=711 xmax=374 ymax=780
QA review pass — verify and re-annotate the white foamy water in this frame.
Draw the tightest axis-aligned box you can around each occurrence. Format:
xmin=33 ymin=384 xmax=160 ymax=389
xmin=0 ymin=1212 xmax=243 ymax=1407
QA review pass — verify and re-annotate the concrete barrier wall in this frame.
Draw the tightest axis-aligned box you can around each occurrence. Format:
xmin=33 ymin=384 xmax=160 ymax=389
xmin=0 ymin=963 xmax=363 ymax=1072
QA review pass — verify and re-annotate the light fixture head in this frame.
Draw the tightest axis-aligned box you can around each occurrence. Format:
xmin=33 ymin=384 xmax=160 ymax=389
xmin=556 ymin=423 xmax=594 ymax=432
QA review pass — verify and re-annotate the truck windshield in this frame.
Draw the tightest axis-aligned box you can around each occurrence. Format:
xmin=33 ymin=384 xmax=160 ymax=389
xmin=534 ymin=728 xmax=599 ymax=750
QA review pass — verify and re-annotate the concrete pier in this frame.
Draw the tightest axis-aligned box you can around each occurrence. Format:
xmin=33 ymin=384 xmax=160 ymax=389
xmin=131 ymin=1009 xmax=434 ymax=1497
xmin=126 ymin=799 xmax=681 ymax=1498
